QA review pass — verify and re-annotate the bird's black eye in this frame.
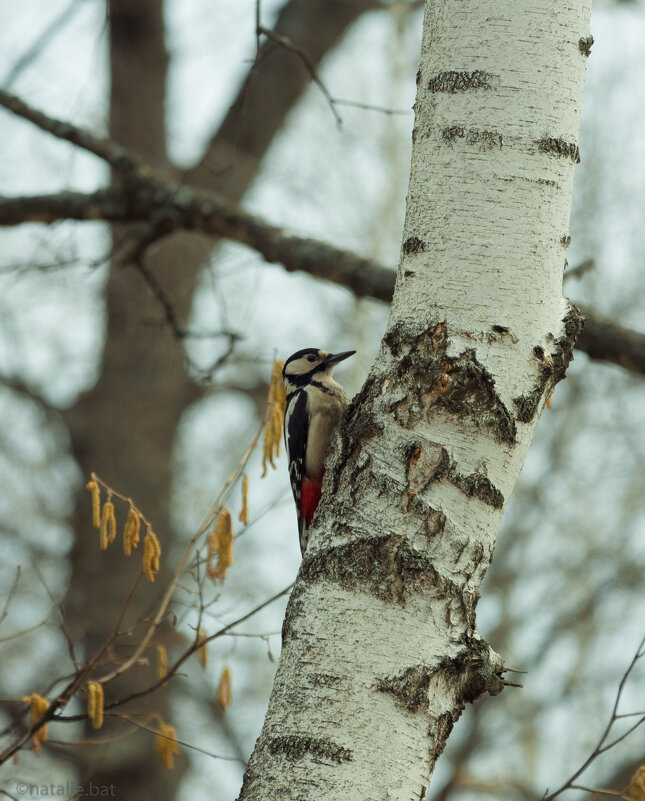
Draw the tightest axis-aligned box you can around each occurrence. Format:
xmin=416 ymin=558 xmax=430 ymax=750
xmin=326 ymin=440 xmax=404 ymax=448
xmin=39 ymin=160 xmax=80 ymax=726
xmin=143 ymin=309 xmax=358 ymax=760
xmin=307 ymin=355 xmax=316 ymax=363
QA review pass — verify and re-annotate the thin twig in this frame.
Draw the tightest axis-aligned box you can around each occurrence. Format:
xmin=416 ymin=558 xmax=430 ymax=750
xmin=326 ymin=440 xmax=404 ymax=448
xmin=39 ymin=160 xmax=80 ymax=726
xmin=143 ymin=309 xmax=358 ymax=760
xmin=542 ymin=634 xmax=645 ymax=801
xmin=115 ymin=714 xmax=246 ymax=764
xmin=257 ymin=25 xmax=342 ymax=128
xmin=56 ymin=582 xmax=293 ymax=720
xmin=95 ymin=415 xmax=270 ymax=686
xmin=333 ymin=98 xmax=412 ymax=116
xmin=0 ymin=89 xmax=142 ymax=175
xmin=2 ymin=0 xmax=88 ymax=90
xmin=569 ymin=786 xmax=633 ymax=801
xmin=564 ymin=259 xmax=595 ymax=281
xmin=0 ymin=567 xmax=21 ymax=628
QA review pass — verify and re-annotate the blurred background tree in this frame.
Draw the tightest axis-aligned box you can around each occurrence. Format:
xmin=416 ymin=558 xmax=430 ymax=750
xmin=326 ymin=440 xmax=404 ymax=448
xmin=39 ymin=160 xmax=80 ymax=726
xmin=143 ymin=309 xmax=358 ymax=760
xmin=0 ymin=1 xmax=644 ymax=800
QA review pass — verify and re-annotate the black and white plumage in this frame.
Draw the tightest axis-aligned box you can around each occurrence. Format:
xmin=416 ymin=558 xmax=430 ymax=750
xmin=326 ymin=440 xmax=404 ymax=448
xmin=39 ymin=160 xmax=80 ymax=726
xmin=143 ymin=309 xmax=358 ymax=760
xmin=282 ymin=348 xmax=355 ymax=555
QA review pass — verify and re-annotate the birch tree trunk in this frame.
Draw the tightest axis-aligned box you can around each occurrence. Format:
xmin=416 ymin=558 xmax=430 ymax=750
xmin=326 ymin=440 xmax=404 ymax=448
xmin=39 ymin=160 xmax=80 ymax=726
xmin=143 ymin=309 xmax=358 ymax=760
xmin=239 ymin=2 xmax=591 ymax=799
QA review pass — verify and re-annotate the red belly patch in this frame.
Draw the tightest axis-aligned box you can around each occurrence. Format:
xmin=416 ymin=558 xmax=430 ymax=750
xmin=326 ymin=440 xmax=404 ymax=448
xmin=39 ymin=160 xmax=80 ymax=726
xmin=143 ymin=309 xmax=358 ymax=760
xmin=301 ymin=471 xmax=325 ymax=526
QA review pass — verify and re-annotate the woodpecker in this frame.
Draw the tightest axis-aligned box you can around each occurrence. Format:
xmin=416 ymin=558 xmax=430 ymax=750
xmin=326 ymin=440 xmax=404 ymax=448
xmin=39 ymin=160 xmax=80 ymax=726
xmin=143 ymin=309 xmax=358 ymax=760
xmin=283 ymin=347 xmax=355 ymax=555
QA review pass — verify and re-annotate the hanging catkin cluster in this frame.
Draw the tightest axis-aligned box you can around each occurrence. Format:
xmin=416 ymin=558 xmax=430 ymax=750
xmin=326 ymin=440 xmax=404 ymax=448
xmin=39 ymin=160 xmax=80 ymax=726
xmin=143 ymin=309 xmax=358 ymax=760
xmin=262 ymin=360 xmax=286 ymax=476
xmin=22 ymin=693 xmax=49 ymax=754
xmin=156 ymin=720 xmax=182 ymax=770
xmin=207 ymin=507 xmax=234 ymax=581
xmin=86 ymin=477 xmax=160 ymax=581
xmin=87 ymin=682 xmax=104 ymax=730
xmin=143 ymin=528 xmax=161 ymax=582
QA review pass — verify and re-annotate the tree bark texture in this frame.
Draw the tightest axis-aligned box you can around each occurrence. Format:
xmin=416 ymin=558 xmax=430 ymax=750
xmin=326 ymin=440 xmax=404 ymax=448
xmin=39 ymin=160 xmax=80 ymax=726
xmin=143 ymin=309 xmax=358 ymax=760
xmin=238 ymin=2 xmax=592 ymax=799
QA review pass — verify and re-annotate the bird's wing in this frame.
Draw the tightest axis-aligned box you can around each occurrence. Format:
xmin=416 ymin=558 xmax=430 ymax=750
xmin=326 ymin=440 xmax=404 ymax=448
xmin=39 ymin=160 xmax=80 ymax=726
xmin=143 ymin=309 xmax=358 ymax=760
xmin=284 ymin=389 xmax=309 ymax=520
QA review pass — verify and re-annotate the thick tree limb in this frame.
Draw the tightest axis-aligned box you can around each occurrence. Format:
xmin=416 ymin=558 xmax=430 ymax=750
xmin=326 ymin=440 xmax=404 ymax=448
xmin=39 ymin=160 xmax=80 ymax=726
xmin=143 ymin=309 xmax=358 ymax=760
xmin=1 ymin=184 xmax=644 ymax=377
xmin=575 ymin=305 xmax=645 ymax=376
xmin=1 ymin=89 xmax=643 ymax=376
xmin=0 ymin=186 xmax=397 ymax=301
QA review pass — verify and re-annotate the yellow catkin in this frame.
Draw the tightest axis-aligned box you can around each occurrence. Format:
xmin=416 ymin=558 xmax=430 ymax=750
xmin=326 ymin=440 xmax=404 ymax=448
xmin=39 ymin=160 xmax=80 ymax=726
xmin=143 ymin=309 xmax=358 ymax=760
xmin=157 ymin=644 xmax=169 ymax=681
xmin=123 ymin=505 xmax=141 ymax=556
xmin=86 ymin=480 xmax=101 ymax=528
xmin=143 ymin=528 xmax=162 ymax=582
xmin=207 ymin=507 xmax=234 ymax=581
xmin=238 ymin=475 xmax=249 ymax=525
xmin=155 ymin=720 xmax=181 ymax=771
xmin=195 ymin=628 xmax=208 ymax=669
xmin=631 ymin=766 xmax=645 ymax=801
xmin=87 ymin=682 xmax=104 ymax=730
xmin=261 ymin=360 xmax=286 ymax=476
xmin=22 ymin=693 xmax=50 ymax=752
xmin=216 ymin=667 xmax=232 ymax=709
xmin=99 ymin=501 xmax=117 ymax=550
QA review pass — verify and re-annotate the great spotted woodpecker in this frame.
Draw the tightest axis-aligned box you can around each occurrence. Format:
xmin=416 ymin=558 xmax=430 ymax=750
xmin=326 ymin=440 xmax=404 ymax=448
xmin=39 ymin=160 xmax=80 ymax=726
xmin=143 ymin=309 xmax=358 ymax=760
xmin=283 ymin=348 xmax=355 ymax=555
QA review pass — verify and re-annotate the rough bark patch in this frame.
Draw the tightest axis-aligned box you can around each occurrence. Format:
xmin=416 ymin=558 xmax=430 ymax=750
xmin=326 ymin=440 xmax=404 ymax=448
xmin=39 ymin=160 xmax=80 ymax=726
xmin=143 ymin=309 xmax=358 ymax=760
xmin=377 ymin=665 xmax=436 ymax=712
xmin=537 ymin=137 xmax=581 ymax=163
xmin=579 ymin=35 xmax=594 ymax=56
xmin=383 ymin=322 xmax=517 ymax=445
xmin=267 ymin=735 xmax=352 ymax=763
xmin=451 ymin=472 xmax=505 ymax=509
xmin=440 ymin=639 xmax=505 ymax=703
xmin=430 ymin=349 xmax=517 ymax=445
xmin=513 ymin=305 xmax=584 ymax=423
xmin=299 ymin=534 xmax=454 ymax=605
xmin=428 ymin=70 xmax=496 ymax=93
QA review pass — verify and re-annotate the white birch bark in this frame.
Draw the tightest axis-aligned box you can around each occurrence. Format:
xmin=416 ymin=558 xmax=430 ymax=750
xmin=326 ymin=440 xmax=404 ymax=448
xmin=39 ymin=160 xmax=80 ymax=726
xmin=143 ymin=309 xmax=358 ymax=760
xmin=239 ymin=2 xmax=592 ymax=799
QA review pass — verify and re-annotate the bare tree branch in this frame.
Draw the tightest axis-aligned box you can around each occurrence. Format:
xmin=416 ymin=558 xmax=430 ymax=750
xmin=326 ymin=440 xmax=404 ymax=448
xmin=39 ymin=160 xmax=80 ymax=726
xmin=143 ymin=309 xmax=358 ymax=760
xmin=0 ymin=89 xmax=143 ymax=175
xmin=1 ymin=90 xmax=644 ymax=378
xmin=543 ymin=635 xmax=645 ymax=801
xmin=575 ymin=305 xmax=645 ymax=376
xmin=0 ymin=186 xmax=396 ymax=301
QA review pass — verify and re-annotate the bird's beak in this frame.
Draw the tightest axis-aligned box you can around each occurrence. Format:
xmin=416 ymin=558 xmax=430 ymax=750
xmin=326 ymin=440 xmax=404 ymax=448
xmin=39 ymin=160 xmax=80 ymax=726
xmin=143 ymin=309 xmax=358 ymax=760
xmin=325 ymin=350 xmax=356 ymax=366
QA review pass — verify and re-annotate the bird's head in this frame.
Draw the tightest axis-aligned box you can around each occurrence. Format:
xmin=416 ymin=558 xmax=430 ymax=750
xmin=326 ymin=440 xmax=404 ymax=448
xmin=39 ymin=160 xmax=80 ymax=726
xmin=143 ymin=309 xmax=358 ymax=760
xmin=282 ymin=348 xmax=355 ymax=391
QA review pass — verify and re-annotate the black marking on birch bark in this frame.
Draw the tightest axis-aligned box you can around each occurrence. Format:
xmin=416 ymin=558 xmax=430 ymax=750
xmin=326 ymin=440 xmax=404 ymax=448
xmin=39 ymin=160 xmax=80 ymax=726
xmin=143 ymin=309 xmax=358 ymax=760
xmin=404 ymin=270 xmax=416 ymax=277
xmin=432 ymin=348 xmax=516 ymax=445
xmin=488 ymin=324 xmax=518 ymax=344
xmin=281 ymin=593 xmax=305 ymax=644
xmin=439 ymin=638 xmax=505 ymax=703
xmin=428 ymin=70 xmax=496 ymax=93
xmin=416 ymin=69 xmax=421 ymax=85
xmin=579 ymin=35 xmax=594 ymax=56
xmin=537 ymin=137 xmax=581 ymax=163
xmin=330 ymin=375 xmax=381 ymax=497
xmin=513 ymin=305 xmax=584 ymax=423
xmin=300 ymin=534 xmax=456 ymax=604
xmin=560 ymin=234 xmax=571 ymax=248
xmin=451 ymin=472 xmax=505 ymax=509
xmin=377 ymin=665 xmax=436 ymax=712
xmin=308 ymin=673 xmax=342 ymax=688
xmin=535 ymin=177 xmax=558 ymax=187
xmin=419 ymin=786 xmax=427 ymax=801
xmin=429 ymin=711 xmax=456 ymax=765
xmin=442 ymin=125 xmax=502 ymax=150
xmin=403 ymin=236 xmax=425 ymax=254
xmin=412 ymin=126 xmax=417 ymax=143
xmin=267 ymin=735 xmax=353 ymax=763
